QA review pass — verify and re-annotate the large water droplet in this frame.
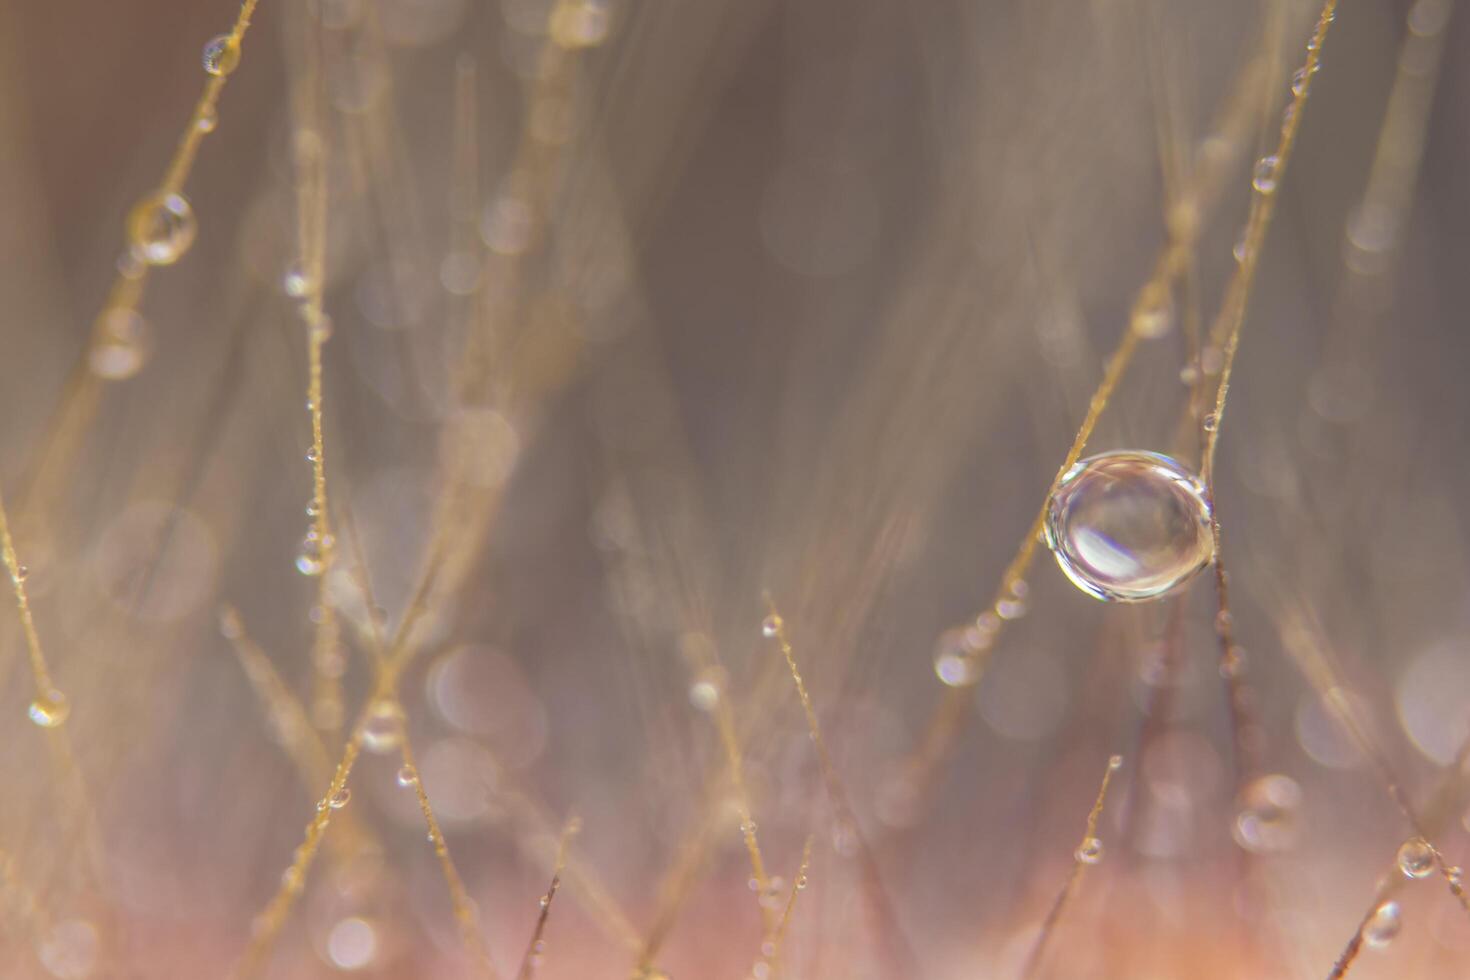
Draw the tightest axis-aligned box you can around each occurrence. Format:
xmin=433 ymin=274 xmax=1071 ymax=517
xmin=1044 ymin=451 xmax=1214 ymax=602
xmin=126 ymin=192 xmax=197 ymax=266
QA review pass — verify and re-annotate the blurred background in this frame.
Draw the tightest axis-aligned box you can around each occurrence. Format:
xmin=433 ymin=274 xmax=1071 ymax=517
xmin=0 ymin=0 xmax=1468 ymax=976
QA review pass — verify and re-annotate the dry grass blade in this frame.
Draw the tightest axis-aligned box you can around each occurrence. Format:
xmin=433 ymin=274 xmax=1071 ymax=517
xmin=1018 ymin=754 xmax=1123 ymax=980
xmin=398 ymin=730 xmax=502 ymax=979
xmin=750 ymin=835 xmax=813 ymax=980
xmin=514 ymin=815 xmax=580 ymax=980
xmin=901 ymin=31 xmax=1278 ymax=802
xmin=763 ymin=597 xmax=917 ymax=977
xmin=18 ymin=0 xmax=264 ymax=530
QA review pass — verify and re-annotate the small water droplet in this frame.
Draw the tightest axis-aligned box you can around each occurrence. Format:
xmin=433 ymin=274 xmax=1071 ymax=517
xmin=1044 ymin=451 xmax=1214 ymax=602
xmin=995 ymin=597 xmax=1027 ymax=620
xmin=305 ymin=448 xmax=320 ymax=463
xmin=761 ymin=614 xmax=781 ymax=639
xmin=1075 ymin=836 xmax=1104 ymax=864
xmin=933 ymin=629 xmax=979 ymax=687
xmin=1397 ymin=837 xmax=1436 ymax=879
xmin=1132 ymin=295 xmax=1173 ymax=339
xmin=88 ymin=307 xmax=149 ymax=380
xmin=360 ymin=700 xmax=405 ymax=753
xmin=328 ymin=786 xmax=351 ymax=809
xmin=28 ymin=690 xmax=70 ymax=728
xmin=1233 ymin=773 xmax=1303 ymax=853
xmin=1362 ymin=900 xmax=1401 ymax=948
xmin=1252 ymin=156 xmax=1280 ymax=194
xmin=126 ymin=192 xmax=197 ymax=266
xmin=688 ymin=675 xmax=722 ymax=712
xmin=396 ymin=765 xmax=418 ymax=787
xmin=1291 ymin=67 xmax=1309 ymax=97
xmin=202 ymin=35 xmax=241 ymax=77
xmin=196 ymin=106 xmax=218 ymax=133
xmin=551 ymin=0 xmax=612 ymax=50
xmin=296 ymin=530 xmax=329 ymax=576
xmin=1108 ymin=754 xmax=1124 ymax=770
xmin=283 ymin=262 xmax=313 ymax=299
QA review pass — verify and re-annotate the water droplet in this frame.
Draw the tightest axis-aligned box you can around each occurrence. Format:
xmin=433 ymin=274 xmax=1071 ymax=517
xmin=995 ymin=596 xmax=1027 ymax=620
xmin=396 ymin=765 xmax=418 ymax=787
xmin=1202 ymin=413 xmax=1219 ymax=433
xmin=283 ymin=262 xmax=313 ymax=299
xmin=1362 ymin=900 xmax=1401 ymax=948
xmin=758 ymin=876 xmax=787 ymax=910
xmin=88 ymin=307 xmax=149 ymax=380
xmin=361 ymin=700 xmax=405 ymax=753
xmin=305 ymin=448 xmax=320 ymax=463
xmin=326 ymin=916 xmax=377 ymax=970
xmin=126 ymin=192 xmax=197 ymax=266
xmin=328 ymin=786 xmax=351 ymax=809
xmin=688 ymin=676 xmax=721 ymax=712
xmin=761 ymin=614 xmax=781 ymax=639
xmin=1075 ymin=836 xmax=1104 ymax=864
xmin=1044 ymin=451 xmax=1214 ymax=602
xmin=1108 ymin=754 xmax=1124 ymax=770
xmin=1233 ymin=773 xmax=1303 ymax=853
xmin=933 ymin=629 xmax=979 ymax=687
xmin=1291 ymin=67 xmax=1310 ymax=97
xmin=1252 ymin=156 xmax=1280 ymax=194
xmin=296 ymin=530 xmax=329 ymax=576
xmin=550 ymin=0 xmax=612 ymax=49
xmin=196 ymin=106 xmax=218 ymax=133
xmin=307 ymin=314 xmax=333 ymax=344
xmin=1132 ymin=294 xmax=1173 ymax=339
xmin=202 ymin=35 xmax=241 ymax=77
xmin=28 ymin=689 xmax=70 ymax=728
xmin=1232 ymin=230 xmax=1249 ymax=264
xmin=1397 ymin=836 xmax=1436 ymax=879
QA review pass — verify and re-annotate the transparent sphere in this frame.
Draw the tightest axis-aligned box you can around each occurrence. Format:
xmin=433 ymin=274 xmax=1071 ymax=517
xmin=88 ymin=307 xmax=149 ymax=381
xmin=1396 ymin=836 xmax=1436 ymax=879
xmin=28 ymin=689 xmax=70 ymax=728
xmin=1044 ymin=450 xmax=1214 ymax=602
xmin=1232 ymin=773 xmax=1302 ymax=854
xmin=201 ymin=35 xmax=241 ymax=77
xmin=360 ymin=700 xmax=405 ymax=754
xmin=126 ymin=192 xmax=197 ymax=266
xmin=1362 ymin=901 xmax=1401 ymax=948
